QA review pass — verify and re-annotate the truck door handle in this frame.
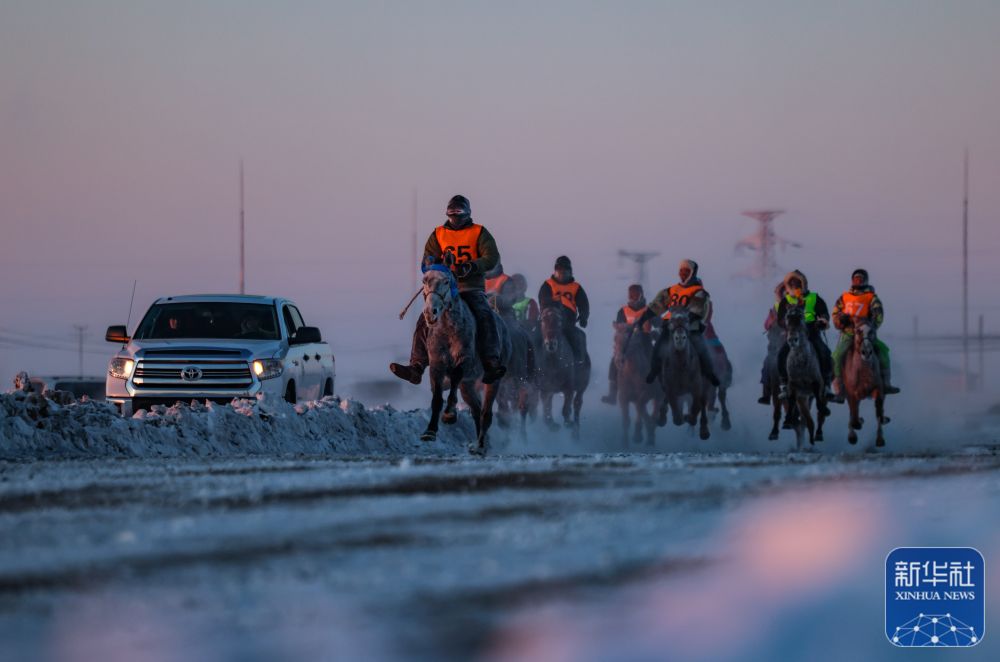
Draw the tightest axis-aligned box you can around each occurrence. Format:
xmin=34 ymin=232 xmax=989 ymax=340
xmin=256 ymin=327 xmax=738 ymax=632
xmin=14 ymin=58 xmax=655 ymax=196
xmin=314 ymin=354 xmax=321 ymax=361
xmin=303 ymin=354 xmax=310 ymax=361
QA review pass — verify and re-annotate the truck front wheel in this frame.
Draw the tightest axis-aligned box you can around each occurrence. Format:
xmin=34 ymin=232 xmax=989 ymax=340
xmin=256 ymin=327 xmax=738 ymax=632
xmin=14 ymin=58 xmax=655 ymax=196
xmin=284 ymin=381 xmax=296 ymax=404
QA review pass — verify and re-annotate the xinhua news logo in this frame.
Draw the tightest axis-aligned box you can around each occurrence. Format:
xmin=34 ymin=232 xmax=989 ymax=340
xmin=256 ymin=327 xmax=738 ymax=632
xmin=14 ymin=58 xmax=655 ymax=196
xmin=886 ymin=547 xmax=985 ymax=647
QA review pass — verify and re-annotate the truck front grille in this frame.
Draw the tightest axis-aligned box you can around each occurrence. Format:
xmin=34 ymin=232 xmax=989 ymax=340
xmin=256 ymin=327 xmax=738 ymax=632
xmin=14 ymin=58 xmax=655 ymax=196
xmin=133 ymin=359 xmax=253 ymax=389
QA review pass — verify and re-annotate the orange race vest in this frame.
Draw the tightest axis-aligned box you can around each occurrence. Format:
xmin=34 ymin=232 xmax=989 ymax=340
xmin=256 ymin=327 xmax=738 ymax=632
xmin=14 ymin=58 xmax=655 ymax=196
xmin=841 ymin=290 xmax=875 ymax=319
xmin=485 ymin=273 xmax=510 ymax=295
xmin=546 ymin=278 xmax=581 ymax=313
xmin=661 ymin=283 xmax=704 ymax=319
xmin=435 ymin=224 xmax=483 ymax=270
xmin=622 ymin=305 xmax=647 ymax=325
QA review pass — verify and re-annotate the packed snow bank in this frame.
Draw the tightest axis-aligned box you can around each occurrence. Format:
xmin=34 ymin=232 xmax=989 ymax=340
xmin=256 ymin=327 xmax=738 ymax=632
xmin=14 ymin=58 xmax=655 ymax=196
xmin=0 ymin=391 xmax=477 ymax=460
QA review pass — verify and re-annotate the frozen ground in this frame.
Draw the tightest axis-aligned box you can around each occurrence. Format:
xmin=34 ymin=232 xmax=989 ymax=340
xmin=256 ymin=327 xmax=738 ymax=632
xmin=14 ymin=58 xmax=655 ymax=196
xmin=1 ymin=387 xmax=999 ymax=661
xmin=0 ymin=449 xmax=998 ymax=661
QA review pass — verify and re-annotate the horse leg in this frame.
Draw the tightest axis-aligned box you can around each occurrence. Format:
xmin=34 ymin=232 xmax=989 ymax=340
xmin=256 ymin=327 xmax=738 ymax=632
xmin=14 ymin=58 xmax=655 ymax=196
xmin=657 ymin=394 xmax=668 ymax=427
xmin=442 ymin=369 xmax=461 ymax=425
xmin=642 ymin=399 xmax=655 ymax=446
xmin=719 ymin=386 xmax=731 ymax=431
xmin=562 ymin=390 xmax=573 ymax=428
xmin=875 ymin=395 xmax=886 ymax=447
xmin=460 ymin=380 xmax=484 ymax=453
xmin=769 ymin=397 xmax=781 ymax=441
xmin=671 ymin=394 xmax=685 ymax=427
xmin=698 ymin=392 xmax=710 ymax=441
xmin=847 ymin=397 xmax=859 ymax=444
xmin=797 ymin=395 xmax=815 ymax=445
xmin=517 ymin=386 xmax=529 ymax=438
xmin=477 ymin=382 xmax=499 ymax=454
xmin=620 ymin=397 xmax=630 ymax=447
xmin=813 ymin=385 xmax=825 ymax=442
xmin=421 ymin=375 xmax=444 ymax=441
xmin=572 ymin=388 xmax=583 ymax=439
xmin=542 ymin=391 xmax=559 ymax=431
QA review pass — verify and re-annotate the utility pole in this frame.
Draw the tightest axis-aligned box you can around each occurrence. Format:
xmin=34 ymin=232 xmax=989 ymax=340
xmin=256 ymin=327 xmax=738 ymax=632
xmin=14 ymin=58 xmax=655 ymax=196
xmin=240 ymin=159 xmax=246 ymax=295
xmin=411 ymin=189 xmax=419 ymax=295
xmin=735 ymin=210 xmax=800 ymax=281
xmin=73 ymin=325 xmax=87 ymax=378
xmin=962 ymin=149 xmax=969 ymax=391
xmin=617 ymin=250 xmax=660 ymax=290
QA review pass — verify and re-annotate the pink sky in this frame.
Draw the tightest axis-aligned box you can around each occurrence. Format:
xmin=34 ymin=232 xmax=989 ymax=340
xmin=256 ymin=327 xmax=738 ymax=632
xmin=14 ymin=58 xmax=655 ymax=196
xmin=2 ymin=1 xmax=999 ymax=380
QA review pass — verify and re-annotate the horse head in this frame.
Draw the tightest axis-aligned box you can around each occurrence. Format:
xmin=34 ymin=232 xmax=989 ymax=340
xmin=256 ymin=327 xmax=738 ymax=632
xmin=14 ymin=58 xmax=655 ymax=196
xmin=854 ymin=319 xmax=876 ymax=362
xmin=540 ymin=306 xmax=563 ymax=354
xmin=667 ymin=307 xmax=690 ymax=351
xmin=784 ymin=306 xmax=808 ymax=349
xmin=422 ymin=267 xmax=458 ymax=325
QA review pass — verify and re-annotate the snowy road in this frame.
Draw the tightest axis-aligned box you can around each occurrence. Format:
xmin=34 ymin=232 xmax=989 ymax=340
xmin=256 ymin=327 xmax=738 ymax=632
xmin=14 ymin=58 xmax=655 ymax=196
xmin=1 ymin=449 xmax=998 ymax=661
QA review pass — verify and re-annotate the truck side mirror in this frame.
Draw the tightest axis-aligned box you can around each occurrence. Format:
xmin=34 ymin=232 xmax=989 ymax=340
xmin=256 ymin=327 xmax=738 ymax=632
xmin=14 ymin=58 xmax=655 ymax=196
xmin=290 ymin=326 xmax=321 ymax=345
xmin=105 ymin=325 xmax=130 ymax=343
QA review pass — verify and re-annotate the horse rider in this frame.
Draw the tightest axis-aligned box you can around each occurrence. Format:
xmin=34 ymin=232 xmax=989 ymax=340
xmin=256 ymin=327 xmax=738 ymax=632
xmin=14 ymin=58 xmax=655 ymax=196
xmin=389 ymin=195 xmax=506 ymax=385
xmin=538 ymin=255 xmax=590 ymax=366
xmin=830 ymin=268 xmax=901 ymax=401
xmin=485 ymin=263 xmax=510 ymax=297
xmin=758 ymin=280 xmax=786 ymax=404
xmin=601 ymin=283 xmax=655 ymax=405
xmin=508 ymin=273 xmax=539 ymax=332
xmin=636 ymin=259 xmax=721 ymax=387
xmin=775 ymin=270 xmax=834 ymax=402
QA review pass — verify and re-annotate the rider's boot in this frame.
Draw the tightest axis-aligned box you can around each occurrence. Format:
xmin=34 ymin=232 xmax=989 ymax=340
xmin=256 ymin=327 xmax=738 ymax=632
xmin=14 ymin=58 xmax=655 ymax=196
xmin=601 ymin=381 xmax=618 ymax=405
xmin=390 ymin=362 xmax=424 ymax=385
xmin=778 ymin=382 xmax=789 ymax=401
xmin=482 ymin=357 xmax=506 ymax=385
xmin=757 ymin=382 xmax=770 ymax=405
xmin=883 ymin=365 xmax=901 ymax=394
xmin=829 ymin=378 xmax=846 ymax=404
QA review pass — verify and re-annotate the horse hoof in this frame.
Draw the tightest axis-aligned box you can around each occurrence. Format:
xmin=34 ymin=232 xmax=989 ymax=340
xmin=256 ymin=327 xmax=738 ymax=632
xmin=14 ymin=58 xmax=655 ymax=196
xmin=850 ymin=420 xmax=863 ymax=431
xmin=815 ymin=431 xmax=824 ymax=442
xmin=442 ymin=412 xmax=457 ymax=425
xmin=782 ymin=421 xmax=794 ymax=430
xmin=768 ymin=431 xmax=779 ymax=441
xmin=699 ymin=428 xmax=710 ymax=441
xmin=876 ymin=437 xmax=885 ymax=448
xmin=721 ymin=417 xmax=731 ymax=431
xmin=848 ymin=434 xmax=857 ymax=445
xmin=420 ymin=430 xmax=437 ymax=442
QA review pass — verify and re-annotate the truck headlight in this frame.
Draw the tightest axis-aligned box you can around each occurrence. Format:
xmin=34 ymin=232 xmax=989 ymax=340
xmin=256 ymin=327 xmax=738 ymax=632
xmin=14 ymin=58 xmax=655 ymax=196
xmin=253 ymin=359 xmax=283 ymax=380
xmin=109 ymin=358 xmax=134 ymax=380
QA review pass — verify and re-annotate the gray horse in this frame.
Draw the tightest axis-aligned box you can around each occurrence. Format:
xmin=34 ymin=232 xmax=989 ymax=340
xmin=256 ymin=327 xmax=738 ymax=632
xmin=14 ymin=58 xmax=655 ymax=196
xmin=705 ymin=337 xmax=733 ymax=432
xmin=612 ymin=323 xmax=657 ymax=447
xmin=420 ymin=268 xmax=512 ymax=455
xmin=841 ymin=319 xmax=887 ymax=447
xmin=763 ymin=322 xmax=794 ymax=440
xmin=494 ymin=302 xmax=537 ymax=438
xmin=783 ymin=306 xmax=827 ymax=447
xmin=654 ymin=308 xmax=711 ymax=440
xmin=536 ymin=306 xmax=590 ymax=439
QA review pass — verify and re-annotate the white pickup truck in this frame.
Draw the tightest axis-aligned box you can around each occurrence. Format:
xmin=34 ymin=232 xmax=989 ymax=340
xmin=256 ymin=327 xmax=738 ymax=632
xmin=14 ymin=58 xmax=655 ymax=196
xmin=105 ymin=294 xmax=335 ymax=415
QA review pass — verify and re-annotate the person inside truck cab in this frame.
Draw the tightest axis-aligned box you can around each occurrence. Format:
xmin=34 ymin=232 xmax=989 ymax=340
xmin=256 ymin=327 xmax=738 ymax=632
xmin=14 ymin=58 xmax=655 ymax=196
xmin=238 ymin=312 xmax=264 ymax=338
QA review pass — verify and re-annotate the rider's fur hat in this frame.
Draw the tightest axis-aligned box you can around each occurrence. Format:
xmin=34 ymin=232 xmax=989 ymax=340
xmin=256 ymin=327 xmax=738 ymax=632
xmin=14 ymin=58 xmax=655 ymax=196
xmin=784 ymin=269 xmax=808 ymax=292
xmin=679 ymin=259 xmax=698 ymax=285
xmin=446 ymin=195 xmax=471 ymax=215
xmin=554 ymin=255 xmax=572 ymax=271
xmin=628 ymin=283 xmax=644 ymax=298
xmin=852 ymin=268 xmax=869 ymax=284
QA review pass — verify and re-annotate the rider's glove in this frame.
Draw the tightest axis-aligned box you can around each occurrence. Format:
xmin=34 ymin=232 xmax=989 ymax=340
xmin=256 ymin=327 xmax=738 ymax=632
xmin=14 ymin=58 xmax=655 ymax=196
xmin=839 ymin=314 xmax=852 ymax=327
xmin=454 ymin=262 xmax=477 ymax=279
xmin=579 ymin=318 xmax=588 ymax=329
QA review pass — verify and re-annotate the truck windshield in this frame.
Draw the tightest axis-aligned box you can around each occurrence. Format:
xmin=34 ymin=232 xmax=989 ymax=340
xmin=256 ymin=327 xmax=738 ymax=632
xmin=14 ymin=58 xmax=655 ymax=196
xmin=133 ymin=303 xmax=281 ymax=341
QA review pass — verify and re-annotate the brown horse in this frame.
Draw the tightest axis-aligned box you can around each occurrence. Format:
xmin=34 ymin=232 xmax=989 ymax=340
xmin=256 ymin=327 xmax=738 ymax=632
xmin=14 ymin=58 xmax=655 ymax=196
xmin=783 ymin=306 xmax=827 ymax=448
xmin=654 ymin=308 xmax=711 ymax=440
xmin=612 ymin=323 xmax=657 ymax=447
xmin=536 ymin=306 xmax=590 ymax=439
xmin=841 ymin=319 xmax=887 ymax=447
xmin=420 ymin=267 xmax=512 ymax=455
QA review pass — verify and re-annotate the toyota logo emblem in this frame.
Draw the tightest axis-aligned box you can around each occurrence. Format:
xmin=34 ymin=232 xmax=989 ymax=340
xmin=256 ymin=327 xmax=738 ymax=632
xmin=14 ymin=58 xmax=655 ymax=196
xmin=181 ymin=366 xmax=203 ymax=381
